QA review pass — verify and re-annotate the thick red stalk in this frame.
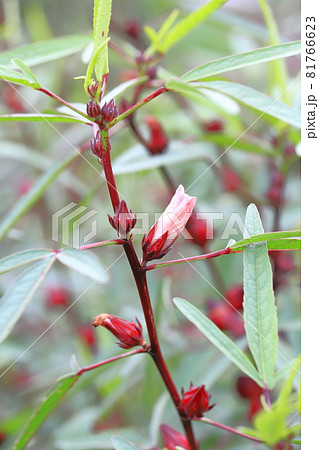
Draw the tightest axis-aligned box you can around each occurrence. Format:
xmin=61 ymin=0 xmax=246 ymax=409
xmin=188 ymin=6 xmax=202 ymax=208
xmin=99 ymin=129 xmax=197 ymax=450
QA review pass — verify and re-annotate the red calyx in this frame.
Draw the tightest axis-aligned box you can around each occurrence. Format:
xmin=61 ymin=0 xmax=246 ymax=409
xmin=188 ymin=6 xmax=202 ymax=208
xmin=101 ymin=99 xmax=119 ymax=123
xmin=86 ymin=100 xmax=101 ymax=118
xmin=160 ymin=424 xmax=190 ymax=450
xmin=203 ymin=119 xmax=223 ymax=133
xmin=92 ymin=313 xmax=144 ymax=349
xmin=145 ymin=116 xmax=168 ymax=155
xmin=186 ymin=213 xmax=211 ymax=248
xmin=180 ymin=384 xmax=215 ymax=419
xmin=47 ymin=287 xmax=69 ymax=307
xmin=142 ymin=229 xmax=170 ymax=264
xmin=108 ymin=200 xmax=137 ymax=239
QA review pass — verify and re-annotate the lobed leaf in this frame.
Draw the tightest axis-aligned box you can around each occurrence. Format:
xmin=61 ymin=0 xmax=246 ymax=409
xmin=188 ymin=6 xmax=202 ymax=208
xmin=243 ymin=204 xmax=278 ymax=387
xmin=0 ymin=255 xmax=56 ymax=345
xmin=0 ymin=249 xmax=53 ymax=275
xmin=174 ymin=298 xmax=262 ymax=385
xmin=57 ymin=248 xmax=109 ymax=284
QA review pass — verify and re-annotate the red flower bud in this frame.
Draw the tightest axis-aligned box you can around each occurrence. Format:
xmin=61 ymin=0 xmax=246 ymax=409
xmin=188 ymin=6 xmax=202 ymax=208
xmin=101 ymin=99 xmax=119 ymax=123
xmin=47 ymin=287 xmax=69 ymax=308
xmin=108 ymin=200 xmax=137 ymax=239
xmin=93 ymin=313 xmax=144 ymax=349
xmin=236 ymin=376 xmax=263 ymax=399
xmin=160 ymin=424 xmax=190 ymax=450
xmin=2 ymin=85 xmax=26 ymax=113
xmin=221 ymin=167 xmax=242 ymax=192
xmin=145 ymin=116 xmax=168 ymax=155
xmin=124 ymin=18 xmax=141 ymax=39
xmin=203 ymin=119 xmax=223 ymax=133
xmin=180 ymin=384 xmax=215 ymax=419
xmin=185 ymin=213 xmax=212 ymax=248
xmin=86 ymin=100 xmax=101 ymax=118
xmin=142 ymin=185 xmax=196 ymax=264
xmin=225 ymin=285 xmax=244 ymax=310
xmin=271 ymin=251 xmax=295 ymax=273
xmin=78 ymin=325 xmax=96 ymax=349
xmin=90 ymin=131 xmax=102 ymax=162
xmin=208 ymin=302 xmax=245 ymax=337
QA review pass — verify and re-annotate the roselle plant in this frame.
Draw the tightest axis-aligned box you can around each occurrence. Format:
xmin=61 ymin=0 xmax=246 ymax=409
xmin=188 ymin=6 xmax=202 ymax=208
xmin=0 ymin=0 xmax=301 ymax=449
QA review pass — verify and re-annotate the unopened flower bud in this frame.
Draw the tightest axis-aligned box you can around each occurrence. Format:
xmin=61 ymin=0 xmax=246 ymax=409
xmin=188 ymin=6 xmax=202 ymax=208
xmin=47 ymin=287 xmax=69 ymax=308
xmin=160 ymin=424 xmax=190 ymax=450
xmin=90 ymin=131 xmax=102 ymax=162
xmin=236 ymin=376 xmax=263 ymax=420
xmin=180 ymin=384 xmax=215 ymax=419
xmin=186 ymin=213 xmax=212 ymax=248
xmin=203 ymin=119 xmax=223 ymax=133
xmin=108 ymin=200 xmax=137 ymax=239
xmin=78 ymin=325 xmax=96 ymax=349
xmin=93 ymin=313 xmax=144 ymax=349
xmin=86 ymin=100 xmax=101 ymax=118
xmin=101 ymin=99 xmax=119 ymax=123
xmin=225 ymin=285 xmax=244 ymax=310
xmin=142 ymin=185 xmax=196 ymax=264
xmin=145 ymin=116 xmax=168 ymax=155
xmin=221 ymin=167 xmax=242 ymax=192
xmin=124 ymin=18 xmax=141 ymax=39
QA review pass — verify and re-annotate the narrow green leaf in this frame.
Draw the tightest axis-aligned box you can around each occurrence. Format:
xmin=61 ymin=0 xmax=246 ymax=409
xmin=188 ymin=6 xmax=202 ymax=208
xmin=0 ymin=65 xmax=40 ymax=89
xmin=243 ymin=204 xmax=278 ymax=387
xmin=92 ymin=0 xmax=112 ymax=80
xmin=12 ymin=373 xmax=80 ymax=450
xmin=204 ymin=133 xmax=278 ymax=157
xmin=230 ymin=230 xmax=301 ymax=250
xmin=0 ymin=151 xmax=79 ymax=242
xmin=112 ymin=437 xmax=139 ymax=450
xmin=0 ymin=255 xmax=56 ymax=344
xmin=145 ymin=9 xmax=180 ymax=56
xmin=266 ymin=239 xmax=300 ymax=251
xmin=196 ymin=80 xmax=301 ymax=128
xmin=57 ymin=248 xmax=109 ymax=284
xmin=159 ymin=0 xmax=228 ymax=53
xmin=174 ymin=298 xmax=262 ymax=385
xmin=0 ymin=113 xmax=88 ymax=123
xmin=11 ymin=58 xmax=41 ymax=86
xmin=181 ymin=41 xmax=301 ymax=82
xmin=0 ymin=249 xmax=52 ymax=275
xmin=0 ymin=35 xmax=91 ymax=68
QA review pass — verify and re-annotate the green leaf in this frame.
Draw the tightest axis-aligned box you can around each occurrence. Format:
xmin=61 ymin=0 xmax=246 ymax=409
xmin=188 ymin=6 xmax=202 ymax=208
xmin=159 ymin=0 xmax=228 ymax=53
xmin=195 ymin=80 xmax=301 ymax=128
xmin=92 ymin=0 xmax=112 ymax=81
xmin=0 ymin=113 xmax=88 ymax=123
xmin=145 ymin=9 xmax=180 ymax=56
xmin=0 ymin=249 xmax=52 ymax=275
xmin=12 ymin=373 xmax=80 ymax=450
xmin=0 ymin=151 xmax=79 ymax=242
xmin=112 ymin=437 xmax=139 ymax=450
xmin=0 ymin=35 xmax=91 ymax=68
xmin=113 ymin=140 xmax=211 ymax=175
xmin=181 ymin=41 xmax=301 ymax=82
xmin=230 ymin=230 xmax=301 ymax=251
xmin=57 ymin=248 xmax=109 ymax=284
xmin=0 ymin=64 xmax=40 ymax=89
xmin=266 ymin=239 xmax=301 ymax=251
xmin=0 ymin=255 xmax=56 ymax=345
xmin=174 ymin=298 xmax=262 ymax=385
xmin=243 ymin=204 xmax=278 ymax=387
xmin=203 ymin=133 xmax=278 ymax=157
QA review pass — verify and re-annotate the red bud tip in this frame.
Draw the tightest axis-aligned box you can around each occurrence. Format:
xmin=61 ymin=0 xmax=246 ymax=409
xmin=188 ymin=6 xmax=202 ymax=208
xmin=180 ymin=384 xmax=215 ymax=419
xmin=101 ymin=99 xmax=119 ymax=123
xmin=108 ymin=200 xmax=137 ymax=239
xmin=78 ymin=325 xmax=96 ymax=348
xmin=145 ymin=116 xmax=168 ymax=155
xmin=93 ymin=313 xmax=144 ymax=349
xmin=86 ymin=100 xmax=102 ymax=118
xmin=47 ymin=287 xmax=69 ymax=308
xmin=124 ymin=18 xmax=141 ymax=39
xmin=160 ymin=424 xmax=190 ymax=450
xmin=203 ymin=119 xmax=223 ymax=133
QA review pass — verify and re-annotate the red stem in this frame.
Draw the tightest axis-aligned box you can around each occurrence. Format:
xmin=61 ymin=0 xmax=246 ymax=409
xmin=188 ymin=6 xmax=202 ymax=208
xmin=38 ymin=87 xmax=92 ymax=121
xmin=79 ymin=239 xmax=124 ymax=250
xmin=195 ymin=417 xmax=263 ymax=443
xmin=76 ymin=348 xmax=145 ymax=376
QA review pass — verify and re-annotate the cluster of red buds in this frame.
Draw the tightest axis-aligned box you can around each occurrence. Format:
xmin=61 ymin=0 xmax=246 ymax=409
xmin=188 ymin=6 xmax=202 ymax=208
xmin=87 ymin=98 xmax=119 ymax=129
xmin=271 ymin=134 xmax=296 ymax=158
xmin=160 ymin=424 xmax=191 ymax=450
xmin=145 ymin=116 xmax=168 ymax=155
xmin=92 ymin=313 xmax=146 ymax=349
xmin=142 ymin=185 xmax=197 ymax=264
xmin=179 ymin=383 xmax=215 ymax=419
xmin=108 ymin=200 xmax=137 ymax=239
xmin=236 ymin=376 xmax=263 ymax=420
xmin=208 ymin=285 xmax=245 ymax=337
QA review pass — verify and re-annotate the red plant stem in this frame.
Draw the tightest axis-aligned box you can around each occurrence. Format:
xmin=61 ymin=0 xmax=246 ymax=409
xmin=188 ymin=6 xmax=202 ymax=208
xmin=195 ymin=417 xmax=263 ymax=443
xmin=107 ymin=86 xmax=168 ymax=128
xmin=145 ymin=247 xmax=236 ymax=271
xmin=79 ymin=239 xmax=124 ymax=250
xmin=99 ymin=130 xmax=197 ymax=450
xmin=38 ymin=87 xmax=92 ymax=121
xmin=76 ymin=348 xmax=145 ymax=376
